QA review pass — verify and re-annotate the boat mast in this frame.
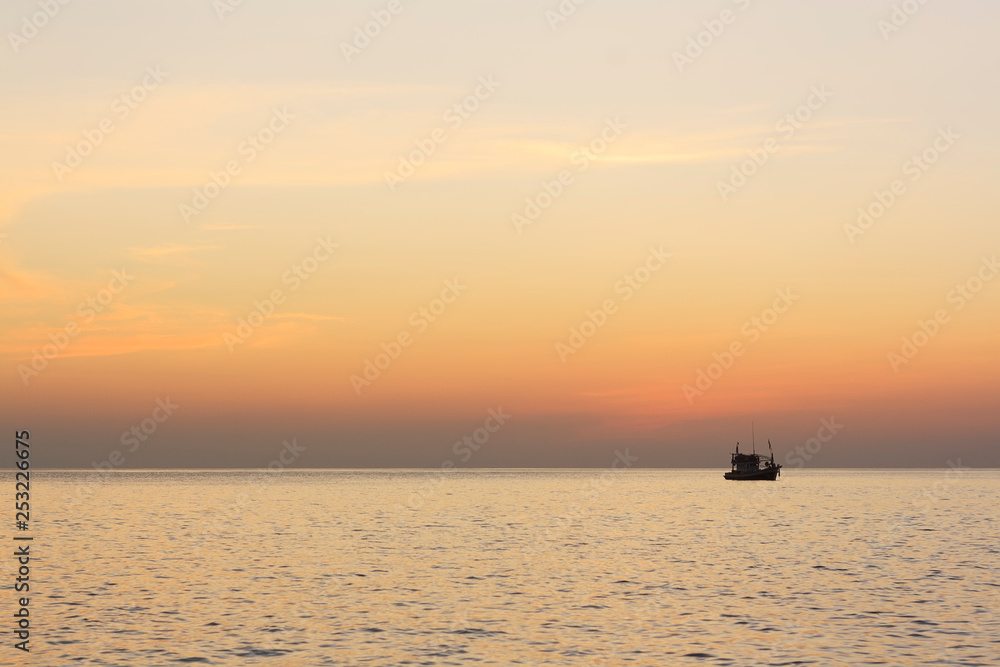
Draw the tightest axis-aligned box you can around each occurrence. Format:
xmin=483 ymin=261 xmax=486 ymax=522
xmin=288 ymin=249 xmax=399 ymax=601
xmin=752 ymin=422 xmax=755 ymax=454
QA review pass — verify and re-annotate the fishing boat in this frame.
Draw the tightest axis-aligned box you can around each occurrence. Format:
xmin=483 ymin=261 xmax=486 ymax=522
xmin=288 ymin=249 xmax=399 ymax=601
xmin=724 ymin=425 xmax=781 ymax=481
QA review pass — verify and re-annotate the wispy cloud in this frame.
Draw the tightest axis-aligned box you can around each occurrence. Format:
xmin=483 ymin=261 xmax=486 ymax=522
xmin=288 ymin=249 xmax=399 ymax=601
xmin=201 ymin=223 xmax=265 ymax=231
xmin=128 ymin=244 xmax=219 ymax=258
xmin=271 ymin=312 xmax=351 ymax=322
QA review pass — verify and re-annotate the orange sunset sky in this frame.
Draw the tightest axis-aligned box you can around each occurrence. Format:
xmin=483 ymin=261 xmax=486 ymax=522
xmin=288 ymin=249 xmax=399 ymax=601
xmin=2 ymin=0 xmax=998 ymax=468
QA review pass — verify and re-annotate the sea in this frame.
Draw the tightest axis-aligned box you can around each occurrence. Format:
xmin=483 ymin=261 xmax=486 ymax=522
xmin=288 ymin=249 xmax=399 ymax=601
xmin=23 ymin=469 xmax=1000 ymax=665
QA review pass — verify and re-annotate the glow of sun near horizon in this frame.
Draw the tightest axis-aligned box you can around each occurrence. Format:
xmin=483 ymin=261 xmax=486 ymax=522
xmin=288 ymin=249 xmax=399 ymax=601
xmin=2 ymin=0 xmax=998 ymax=468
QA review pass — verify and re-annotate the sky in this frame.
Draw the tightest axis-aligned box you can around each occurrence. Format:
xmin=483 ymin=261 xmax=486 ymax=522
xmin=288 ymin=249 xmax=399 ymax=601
xmin=1 ymin=0 xmax=998 ymax=469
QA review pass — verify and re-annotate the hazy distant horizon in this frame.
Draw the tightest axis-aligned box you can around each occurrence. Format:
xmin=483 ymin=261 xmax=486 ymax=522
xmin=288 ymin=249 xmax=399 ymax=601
xmin=36 ymin=465 xmax=1000 ymax=471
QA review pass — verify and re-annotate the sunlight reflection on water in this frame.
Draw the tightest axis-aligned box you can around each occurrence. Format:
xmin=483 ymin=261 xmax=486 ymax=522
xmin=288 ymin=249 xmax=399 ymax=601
xmin=31 ymin=469 xmax=1000 ymax=665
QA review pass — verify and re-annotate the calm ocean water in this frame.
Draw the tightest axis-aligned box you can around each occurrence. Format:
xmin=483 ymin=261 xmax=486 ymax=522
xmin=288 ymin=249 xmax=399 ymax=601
xmin=25 ymin=469 xmax=1000 ymax=665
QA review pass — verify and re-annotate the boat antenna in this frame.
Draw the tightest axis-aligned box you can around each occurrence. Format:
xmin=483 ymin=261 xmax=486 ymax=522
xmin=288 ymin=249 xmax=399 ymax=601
xmin=752 ymin=422 xmax=755 ymax=454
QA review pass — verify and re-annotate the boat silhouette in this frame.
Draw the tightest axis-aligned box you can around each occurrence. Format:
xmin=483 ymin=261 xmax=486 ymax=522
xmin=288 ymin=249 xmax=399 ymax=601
xmin=725 ymin=424 xmax=781 ymax=481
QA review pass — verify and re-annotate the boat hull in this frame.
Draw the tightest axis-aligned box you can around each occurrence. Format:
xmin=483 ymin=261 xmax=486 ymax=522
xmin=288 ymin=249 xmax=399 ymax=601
xmin=724 ymin=467 xmax=780 ymax=481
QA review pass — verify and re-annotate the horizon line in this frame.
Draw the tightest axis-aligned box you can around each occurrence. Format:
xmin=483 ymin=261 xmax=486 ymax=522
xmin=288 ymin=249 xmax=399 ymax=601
xmin=25 ymin=466 xmax=998 ymax=472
